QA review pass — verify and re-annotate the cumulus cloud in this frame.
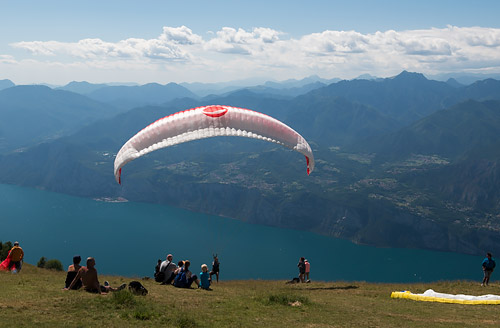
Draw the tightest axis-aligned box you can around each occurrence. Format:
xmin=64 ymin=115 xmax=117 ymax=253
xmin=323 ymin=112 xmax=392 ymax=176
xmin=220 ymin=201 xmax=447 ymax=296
xmin=300 ymin=30 xmax=370 ymax=55
xmin=203 ymin=27 xmax=282 ymax=55
xmin=12 ymin=27 xmax=199 ymax=61
xmin=6 ymin=25 xmax=500 ymax=83
xmin=160 ymin=26 xmax=203 ymax=45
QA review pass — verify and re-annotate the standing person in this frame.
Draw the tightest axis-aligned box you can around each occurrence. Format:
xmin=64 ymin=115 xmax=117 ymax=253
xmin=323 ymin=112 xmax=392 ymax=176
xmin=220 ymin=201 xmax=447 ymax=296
xmin=64 ymin=255 xmax=83 ymax=289
xmin=209 ymin=255 xmax=220 ymax=283
xmin=65 ymin=257 xmax=126 ymax=294
xmin=298 ymin=257 xmax=306 ymax=283
xmin=199 ymin=264 xmax=211 ymax=290
xmin=8 ymin=242 xmax=24 ymax=272
xmin=482 ymin=252 xmax=496 ymax=286
xmin=304 ymin=259 xmax=311 ymax=283
xmin=159 ymin=254 xmax=177 ymax=285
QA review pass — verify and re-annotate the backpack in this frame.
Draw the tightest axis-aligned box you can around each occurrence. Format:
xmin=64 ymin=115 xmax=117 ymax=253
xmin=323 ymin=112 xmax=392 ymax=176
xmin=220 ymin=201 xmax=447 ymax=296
xmin=155 ymin=271 xmax=165 ymax=283
xmin=174 ymin=269 xmax=188 ymax=287
xmin=129 ymin=281 xmax=148 ymax=295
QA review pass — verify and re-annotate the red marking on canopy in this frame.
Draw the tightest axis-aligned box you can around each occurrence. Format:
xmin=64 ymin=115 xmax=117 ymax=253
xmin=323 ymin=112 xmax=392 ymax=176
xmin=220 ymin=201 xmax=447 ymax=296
xmin=306 ymin=156 xmax=310 ymax=175
xmin=203 ymin=105 xmax=228 ymax=118
xmin=118 ymin=168 xmax=122 ymax=185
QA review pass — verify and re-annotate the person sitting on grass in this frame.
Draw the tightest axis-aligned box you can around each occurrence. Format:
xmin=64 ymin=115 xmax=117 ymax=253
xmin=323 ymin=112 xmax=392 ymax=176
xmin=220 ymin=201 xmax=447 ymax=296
xmin=64 ymin=257 xmax=126 ymax=294
xmin=154 ymin=259 xmax=162 ymax=281
xmin=199 ymin=264 xmax=211 ymax=290
xmin=173 ymin=260 xmax=199 ymax=289
xmin=159 ymin=254 xmax=178 ymax=285
xmin=173 ymin=260 xmax=184 ymax=276
xmin=64 ymin=255 xmax=83 ymax=290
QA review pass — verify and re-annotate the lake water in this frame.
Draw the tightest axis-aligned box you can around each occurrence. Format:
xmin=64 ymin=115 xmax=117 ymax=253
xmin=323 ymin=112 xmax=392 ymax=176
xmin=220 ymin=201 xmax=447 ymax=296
xmin=0 ymin=183 xmax=484 ymax=283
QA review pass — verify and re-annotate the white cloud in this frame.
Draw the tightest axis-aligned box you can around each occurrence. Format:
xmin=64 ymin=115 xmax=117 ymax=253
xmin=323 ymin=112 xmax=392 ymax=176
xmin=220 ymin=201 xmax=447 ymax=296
xmin=11 ymin=27 xmax=198 ymax=61
xmin=203 ymin=27 xmax=282 ymax=55
xmin=0 ymin=54 xmax=17 ymax=64
xmin=160 ymin=26 xmax=203 ymax=45
xmin=300 ymin=30 xmax=370 ymax=55
xmin=5 ymin=25 xmax=500 ymax=84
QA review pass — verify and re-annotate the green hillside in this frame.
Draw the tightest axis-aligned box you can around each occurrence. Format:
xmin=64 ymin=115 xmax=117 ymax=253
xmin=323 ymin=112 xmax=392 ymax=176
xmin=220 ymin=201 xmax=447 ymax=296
xmin=1 ymin=73 xmax=500 ymax=257
xmin=1 ymin=264 xmax=499 ymax=327
xmin=0 ymin=85 xmax=119 ymax=152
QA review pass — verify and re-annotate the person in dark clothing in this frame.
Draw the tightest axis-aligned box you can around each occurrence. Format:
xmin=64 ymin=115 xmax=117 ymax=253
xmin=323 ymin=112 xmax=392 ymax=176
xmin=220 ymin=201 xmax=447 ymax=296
xmin=64 ymin=255 xmax=82 ymax=290
xmin=298 ymin=257 xmax=306 ymax=283
xmin=209 ymin=256 xmax=220 ymax=283
xmin=482 ymin=252 xmax=496 ymax=286
xmin=154 ymin=259 xmax=161 ymax=280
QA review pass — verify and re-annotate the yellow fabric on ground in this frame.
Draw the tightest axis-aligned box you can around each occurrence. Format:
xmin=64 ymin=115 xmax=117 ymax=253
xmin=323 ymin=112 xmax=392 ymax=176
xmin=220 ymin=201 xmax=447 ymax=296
xmin=391 ymin=290 xmax=500 ymax=305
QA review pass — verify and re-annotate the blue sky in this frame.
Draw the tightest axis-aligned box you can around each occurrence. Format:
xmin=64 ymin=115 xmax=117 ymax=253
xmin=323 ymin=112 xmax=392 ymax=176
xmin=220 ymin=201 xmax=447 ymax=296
xmin=1 ymin=0 xmax=500 ymax=84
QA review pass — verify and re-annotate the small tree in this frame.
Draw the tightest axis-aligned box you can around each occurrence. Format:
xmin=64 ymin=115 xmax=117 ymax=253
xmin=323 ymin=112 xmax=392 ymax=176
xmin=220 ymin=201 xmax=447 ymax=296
xmin=0 ymin=241 xmax=13 ymax=261
xmin=45 ymin=259 xmax=63 ymax=271
xmin=37 ymin=257 xmax=47 ymax=268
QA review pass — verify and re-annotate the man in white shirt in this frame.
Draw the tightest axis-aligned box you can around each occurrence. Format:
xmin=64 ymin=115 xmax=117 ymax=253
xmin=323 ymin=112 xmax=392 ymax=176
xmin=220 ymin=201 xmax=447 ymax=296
xmin=159 ymin=253 xmax=177 ymax=285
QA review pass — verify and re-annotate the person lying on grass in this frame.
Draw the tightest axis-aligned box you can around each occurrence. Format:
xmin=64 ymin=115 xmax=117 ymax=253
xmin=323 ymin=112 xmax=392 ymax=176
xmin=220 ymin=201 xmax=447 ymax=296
xmin=64 ymin=257 xmax=125 ymax=294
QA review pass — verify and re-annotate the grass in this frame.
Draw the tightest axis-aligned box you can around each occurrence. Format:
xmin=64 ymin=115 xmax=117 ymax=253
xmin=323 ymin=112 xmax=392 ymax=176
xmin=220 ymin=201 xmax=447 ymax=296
xmin=1 ymin=264 xmax=500 ymax=327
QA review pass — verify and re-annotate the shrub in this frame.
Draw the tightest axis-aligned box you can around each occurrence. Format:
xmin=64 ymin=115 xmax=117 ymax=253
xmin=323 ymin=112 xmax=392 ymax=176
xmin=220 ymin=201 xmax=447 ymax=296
xmin=0 ymin=241 xmax=13 ymax=261
xmin=111 ymin=290 xmax=137 ymax=307
xmin=45 ymin=259 xmax=63 ymax=271
xmin=37 ymin=257 xmax=47 ymax=268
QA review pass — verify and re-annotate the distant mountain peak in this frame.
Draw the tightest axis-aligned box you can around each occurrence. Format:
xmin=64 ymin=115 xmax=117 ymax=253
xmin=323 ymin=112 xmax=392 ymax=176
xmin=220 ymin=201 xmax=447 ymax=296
xmin=392 ymin=71 xmax=428 ymax=81
xmin=446 ymin=78 xmax=463 ymax=88
xmin=355 ymin=73 xmax=379 ymax=80
xmin=0 ymin=79 xmax=15 ymax=91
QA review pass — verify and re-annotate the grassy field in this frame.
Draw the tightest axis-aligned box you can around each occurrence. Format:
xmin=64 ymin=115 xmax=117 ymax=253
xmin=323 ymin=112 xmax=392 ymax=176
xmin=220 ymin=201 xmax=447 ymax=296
xmin=1 ymin=264 xmax=499 ymax=327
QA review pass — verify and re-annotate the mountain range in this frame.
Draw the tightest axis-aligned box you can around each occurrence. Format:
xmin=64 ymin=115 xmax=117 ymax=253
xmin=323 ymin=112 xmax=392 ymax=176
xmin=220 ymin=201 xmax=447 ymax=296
xmin=1 ymin=71 xmax=500 ymax=256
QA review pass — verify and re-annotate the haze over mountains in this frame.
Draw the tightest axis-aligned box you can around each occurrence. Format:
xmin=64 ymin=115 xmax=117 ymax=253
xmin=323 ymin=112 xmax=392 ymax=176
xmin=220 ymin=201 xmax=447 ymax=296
xmin=1 ymin=71 xmax=500 ymax=256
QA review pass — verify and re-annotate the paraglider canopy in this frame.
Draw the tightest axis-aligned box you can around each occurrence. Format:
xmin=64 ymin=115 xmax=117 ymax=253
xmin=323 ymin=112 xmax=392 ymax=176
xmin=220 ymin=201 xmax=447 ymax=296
xmin=114 ymin=105 xmax=315 ymax=184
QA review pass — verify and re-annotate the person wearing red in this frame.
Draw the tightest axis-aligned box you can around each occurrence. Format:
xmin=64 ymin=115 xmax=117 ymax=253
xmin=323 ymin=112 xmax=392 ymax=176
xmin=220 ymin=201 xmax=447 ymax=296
xmin=304 ymin=259 xmax=311 ymax=283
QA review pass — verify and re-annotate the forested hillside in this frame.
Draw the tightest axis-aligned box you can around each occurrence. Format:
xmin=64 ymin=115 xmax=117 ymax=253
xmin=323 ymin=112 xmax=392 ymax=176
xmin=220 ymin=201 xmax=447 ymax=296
xmin=1 ymin=71 xmax=500 ymax=255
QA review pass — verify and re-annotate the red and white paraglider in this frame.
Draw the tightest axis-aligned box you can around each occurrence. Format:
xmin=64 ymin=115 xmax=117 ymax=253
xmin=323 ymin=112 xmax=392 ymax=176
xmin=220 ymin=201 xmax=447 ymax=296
xmin=114 ymin=105 xmax=315 ymax=184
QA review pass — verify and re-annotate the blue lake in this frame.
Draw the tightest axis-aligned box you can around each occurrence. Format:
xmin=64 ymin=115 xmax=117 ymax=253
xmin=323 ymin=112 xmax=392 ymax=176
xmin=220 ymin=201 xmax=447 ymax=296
xmin=0 ymin=183 xmax=484 ymax=283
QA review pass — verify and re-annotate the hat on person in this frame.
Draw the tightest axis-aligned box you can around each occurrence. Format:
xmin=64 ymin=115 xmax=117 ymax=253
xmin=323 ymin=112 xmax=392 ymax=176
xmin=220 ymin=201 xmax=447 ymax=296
xmin=14 ymin=241 xmax=19 ymax=246
xmin=167 ymin=254 xmax=173 ymax=258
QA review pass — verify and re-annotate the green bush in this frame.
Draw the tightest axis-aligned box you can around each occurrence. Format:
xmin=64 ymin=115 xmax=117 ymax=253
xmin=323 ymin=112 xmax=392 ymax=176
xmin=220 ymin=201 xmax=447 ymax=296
xmin=0 ymin=241 xmax=13 ymax=261
xmin=37 ymin=257 xmax=47 ymax=268
xmin=45 ymin=259 xmax=63 ymax=271
xmin=111 ymin=290 xmax=137 ymax=307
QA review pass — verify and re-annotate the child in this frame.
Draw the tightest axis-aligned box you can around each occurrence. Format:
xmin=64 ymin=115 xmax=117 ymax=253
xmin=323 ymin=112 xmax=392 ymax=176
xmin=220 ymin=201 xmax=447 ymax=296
xmin=199 ymin=264 xmax=211 ymax=290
